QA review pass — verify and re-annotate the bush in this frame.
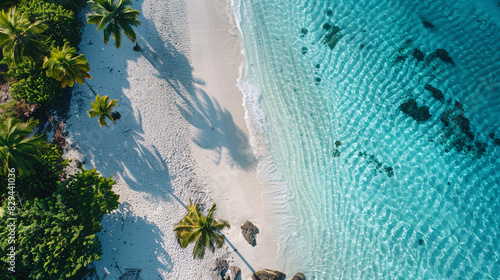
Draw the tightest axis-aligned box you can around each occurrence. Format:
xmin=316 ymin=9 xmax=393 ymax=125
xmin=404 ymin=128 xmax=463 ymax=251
xmin=15 ymin=144 xmax=69 ymax=201
xmin=58 ymin=169 xmax=120 ymax=233
xmin=18 ymin=1 xmax=83 ymax=48
xmin=0 ymin=196 xmax=102 ymax=279
xmin=0 ymin=168 xmax=119 ymax=279
xmin=11 ymin=75 xmax=63 ymax=105
xmin=43 ymin=0 xmax=88 ymax=14
xmin=8 ymin=61 xmax=63 ymax=105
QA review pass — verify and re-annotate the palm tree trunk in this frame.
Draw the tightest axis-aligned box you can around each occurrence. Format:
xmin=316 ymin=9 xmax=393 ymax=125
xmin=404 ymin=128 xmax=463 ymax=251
xmin=84 ymin=80 xmax=97 ymax=96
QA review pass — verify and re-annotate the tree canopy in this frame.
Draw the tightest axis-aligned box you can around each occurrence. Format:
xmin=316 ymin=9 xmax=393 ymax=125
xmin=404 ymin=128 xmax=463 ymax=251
xmin=87 ymin=0 xmax=141 ymax=48
xmin=174 ymin=203 xmax=230 ymax=259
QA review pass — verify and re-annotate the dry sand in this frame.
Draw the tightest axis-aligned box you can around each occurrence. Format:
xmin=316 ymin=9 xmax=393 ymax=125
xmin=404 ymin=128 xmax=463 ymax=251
xmin=64 ymin=0 xmax=279 ymax=279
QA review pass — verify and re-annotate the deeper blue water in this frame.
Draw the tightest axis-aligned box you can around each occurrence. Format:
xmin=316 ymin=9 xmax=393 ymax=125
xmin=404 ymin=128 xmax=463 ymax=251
xmin=234 ymin=0 xmax=500 ymax=278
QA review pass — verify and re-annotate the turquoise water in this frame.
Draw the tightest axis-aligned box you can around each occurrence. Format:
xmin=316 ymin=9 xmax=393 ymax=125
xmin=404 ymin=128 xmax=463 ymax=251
xmin=234 ymin=0 xmax=500 ymax=279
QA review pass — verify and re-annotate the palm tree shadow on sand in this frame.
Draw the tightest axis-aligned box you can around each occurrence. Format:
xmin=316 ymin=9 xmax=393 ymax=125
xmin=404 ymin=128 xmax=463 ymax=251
xmin=136 ymin=18 xmax=257 ymax=171
xmin=69 ymin=92 xmax=174 ymax=203
xmin=96 ymin=202 xmax=173 ymax=279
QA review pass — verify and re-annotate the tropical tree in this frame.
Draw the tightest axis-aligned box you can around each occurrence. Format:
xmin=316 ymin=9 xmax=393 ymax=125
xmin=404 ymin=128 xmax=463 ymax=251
xmin=86 ymin=0 xmax=141 ymax=49
xmin=0 ymin=7 xmax=47 ymax=65
xmin=87 ymin=95 xmax=119 ymax=127
xmin=0 ymin=169 xmax=119 ymax=279
xmin=43 ymin=42 xmax=92 ymax=88
xmin=0 ymin=117 xmax=47 ymax=176
xmin=174 ymin=203 xmax=231 ymax=259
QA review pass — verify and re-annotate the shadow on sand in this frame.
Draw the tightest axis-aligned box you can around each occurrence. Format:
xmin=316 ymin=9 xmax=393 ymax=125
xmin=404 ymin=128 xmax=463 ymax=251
xmin=96 ymin=203 xmax=173 ymax=279
xmin=70 ymin=0 xmax=257 ymax=277
xmin=137 ymin=13 xmax=257 ymax=170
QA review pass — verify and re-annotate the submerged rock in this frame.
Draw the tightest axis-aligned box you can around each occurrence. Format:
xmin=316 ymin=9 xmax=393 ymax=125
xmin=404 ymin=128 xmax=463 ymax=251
xmin=400 ymin=99 xmax=418 ymax=117
xmin=241 ymin=220 xmax=259 ymax=246
xmin=454 ymin=101 xmax=464 ymax=111
xmin=301 ymin=47 xmax=308 ymax=55
xmin=327 ymin=9 xmax=333 ymax=16
xmin=417 ymin=106 xmax=432 ymax=122
xmin=251 ymin=269 xmax=286 ymax=280
xmin=455 ymin=113 xmax=471 ymax=133
xmin=422 ymin=20 xmax=435 ymax=29
xmin=424 ymin=84 xmax=444 ymax=101
xmin=441 ymin=110 xmax=452 ymax=127
xmin=333 ymin=149 xmax=341 ymax=158
xmin=400 ymin=99 xmax=431 ymax=122
xmin=495 ymin=139 xmax=500 ymax=146
xmin=335 ymin=140 xmax=341 ymax=147
xmin=475 ymin=141 xmax=487 ymax=157
xmin=434 ymin=49 xmax=455 ymax=65
xmin=384 ymin=166 xmax=394 ymax=177
xmin=413 ymin=48 xmax=425 ymax=62
xmin=301 ymin=28 xmax=308 ymax=35
xmin=291 ymin=272 xmax=306 ymax=280
xmin=322 ymin=25 xmax=342 ymax=50
xmin=395 ymin=55 xmax=406 ymax=63
xmin=323 ymin=23 xmax=331 ymax=30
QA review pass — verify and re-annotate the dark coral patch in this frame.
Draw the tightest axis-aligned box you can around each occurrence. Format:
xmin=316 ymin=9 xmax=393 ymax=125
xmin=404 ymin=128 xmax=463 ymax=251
xmin=400 ymin=99 xmax=431 ymax=122
xmin=422 ymin=20 xmax=435 ymax=29
xmin=413 ymin=48 xmax=425 ymax=62
xmin=424 ymin=84 xmax=444 ymax=101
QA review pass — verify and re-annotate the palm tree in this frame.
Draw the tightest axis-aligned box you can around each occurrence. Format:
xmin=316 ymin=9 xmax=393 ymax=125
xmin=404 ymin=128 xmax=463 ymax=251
xmin=0 ymin=7 xmax=47 ymax=65
xmin=0 ymin=118 xmax=46 ymax=176
xmin=43 ymin=42 xmax=92 ymax=89
xmin=86 ymin=0 xmax=141 ymax=50
xmin=87 ymin=95 xmax=119 ymax=127
xmin=174 ymin=203 xmax=231 ymax=259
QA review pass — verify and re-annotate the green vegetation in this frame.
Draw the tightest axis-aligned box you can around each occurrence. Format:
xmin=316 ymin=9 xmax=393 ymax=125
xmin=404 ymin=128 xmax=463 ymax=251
xmin=0 ymin=117 xmax=46 ymax=176
xmin=0 ymin=7 xmax=47 ymax=65
xmin=18 ymin=1 xmax=83 ymax=48
xmin=174 ymin=203 xmax=230 ymax=259
xmin=0 ymin=169 xmax=118 ymax=279
xmin=87 ymin=0 xmax=141 ymax=49
xmin=58 ymin=169 xmax=119 ymax=233
xmin=0 ymin=0 xmax=133 ymax=277
xmin=0 ymin=118 xmax=118 ymax=279
xmin=88 ymin=94 xmax=119 ymax=127
xmin=9 ymin=60 xmax=63 ymax=105
xmin=44 ymin=42 xmax=92 ymax=88
xmin=15 ymin=144 xmax=68 ymax=201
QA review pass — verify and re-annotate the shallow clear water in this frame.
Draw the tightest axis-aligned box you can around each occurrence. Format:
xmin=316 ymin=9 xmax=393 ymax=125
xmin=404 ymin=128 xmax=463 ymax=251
xmin=235 ymin=0 xmax=500 ymax=279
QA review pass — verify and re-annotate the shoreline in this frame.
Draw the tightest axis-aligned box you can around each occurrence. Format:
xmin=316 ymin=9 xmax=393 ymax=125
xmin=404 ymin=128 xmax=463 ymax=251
xmin=64 ymin=0 xmax=280 ymax=278
xmin=186 ymin=0 xmax=280 ymax=278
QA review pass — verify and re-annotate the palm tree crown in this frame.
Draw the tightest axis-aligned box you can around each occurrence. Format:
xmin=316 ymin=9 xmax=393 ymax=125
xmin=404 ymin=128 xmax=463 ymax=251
xmin=0 ymin=118 xmax=47 ymax=176
xmin=174 ymin=203 xmax=231 ymax=259
xmin=86 ymin=0 xmax=141 ymax=49
xmin=87 ymin=95 xmax=119 ymax=127
xmin=0 ymin=7 xmax=47 ymax=65
xmin=43 ymin=42 xmax=92 ymax=88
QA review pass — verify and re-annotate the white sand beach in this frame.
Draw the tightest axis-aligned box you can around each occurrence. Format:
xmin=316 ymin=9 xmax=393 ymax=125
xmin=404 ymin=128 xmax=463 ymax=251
xmin=64 ymin=0 xmax=279 ymax=279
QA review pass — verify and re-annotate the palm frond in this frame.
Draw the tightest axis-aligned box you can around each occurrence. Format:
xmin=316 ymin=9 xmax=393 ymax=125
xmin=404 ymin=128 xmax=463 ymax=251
xmin=86 ymin=0 xmax=141 ymax=49
xmin=173 ymin=203 xmax=230 ymax=259
xmin=87 ymin=95 xmax=119 ymax=127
